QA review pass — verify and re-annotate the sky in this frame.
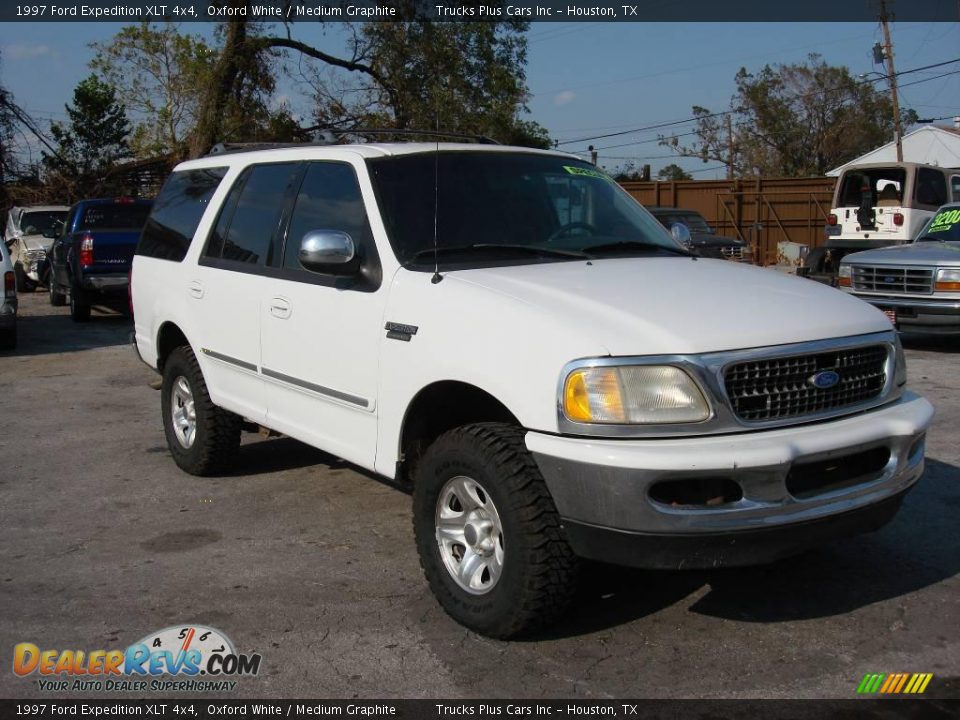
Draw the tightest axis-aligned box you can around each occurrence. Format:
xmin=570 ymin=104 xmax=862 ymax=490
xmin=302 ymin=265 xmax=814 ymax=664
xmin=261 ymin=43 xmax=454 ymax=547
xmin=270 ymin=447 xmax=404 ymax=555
xmin=2 ymin=19 xmax=959 ymax=178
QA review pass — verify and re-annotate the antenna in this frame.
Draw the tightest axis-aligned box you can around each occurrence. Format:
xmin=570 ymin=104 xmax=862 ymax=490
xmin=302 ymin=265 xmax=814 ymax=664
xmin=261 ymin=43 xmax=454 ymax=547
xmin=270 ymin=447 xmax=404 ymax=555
xmin=431 ymin=88 xmax=443 ymax=284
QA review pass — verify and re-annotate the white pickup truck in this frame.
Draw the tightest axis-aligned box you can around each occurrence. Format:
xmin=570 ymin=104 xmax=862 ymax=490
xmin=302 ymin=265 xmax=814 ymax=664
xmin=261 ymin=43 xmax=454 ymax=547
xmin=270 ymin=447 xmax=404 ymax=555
xmin=132 ymin=142 xmax=934 ymax=638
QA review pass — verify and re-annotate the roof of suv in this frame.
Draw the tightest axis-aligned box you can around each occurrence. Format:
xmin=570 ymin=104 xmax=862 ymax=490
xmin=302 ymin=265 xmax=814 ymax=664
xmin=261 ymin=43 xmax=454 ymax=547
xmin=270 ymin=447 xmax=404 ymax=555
xmin=176 ymin=142 xmax=582 ymax=171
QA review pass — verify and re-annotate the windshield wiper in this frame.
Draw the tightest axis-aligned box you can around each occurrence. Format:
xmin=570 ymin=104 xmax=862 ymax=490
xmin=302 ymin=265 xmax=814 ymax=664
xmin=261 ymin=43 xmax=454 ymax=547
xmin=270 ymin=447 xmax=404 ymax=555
xmin=584 ymin=240 xmax=693 ymax=257
xmin=409 ymin=243 xmax=590 ymax=263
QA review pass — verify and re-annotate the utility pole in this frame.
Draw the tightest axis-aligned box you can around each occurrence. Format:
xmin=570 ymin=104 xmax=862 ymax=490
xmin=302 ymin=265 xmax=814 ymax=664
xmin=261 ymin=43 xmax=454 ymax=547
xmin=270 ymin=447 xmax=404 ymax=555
xmin=725 ymin=114 xmax=735 ymax=180
xmin=879 ymin=0 xmax=904 ymax=161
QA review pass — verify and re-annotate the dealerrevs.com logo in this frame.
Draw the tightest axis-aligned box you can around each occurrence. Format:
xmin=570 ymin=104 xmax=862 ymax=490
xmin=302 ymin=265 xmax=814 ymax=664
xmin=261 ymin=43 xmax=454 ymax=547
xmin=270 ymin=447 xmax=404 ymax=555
xmin=13 ymin=625 xmax=262 ymax=692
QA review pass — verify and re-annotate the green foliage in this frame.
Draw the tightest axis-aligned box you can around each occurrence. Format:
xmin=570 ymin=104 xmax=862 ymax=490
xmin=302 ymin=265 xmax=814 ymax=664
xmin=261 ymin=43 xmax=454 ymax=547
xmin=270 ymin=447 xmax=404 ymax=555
xmin=657 ymin=163 xmax=693 ymax=181
xmin=93 ymin=22 xmax=298 ymax=160
xmin=43 ymin=74 xmax=130 ymax=189
xmin=661 ymin=55 xmax=916 ymax=177
xmin=317 ymin=10 xmax=549 ymax=147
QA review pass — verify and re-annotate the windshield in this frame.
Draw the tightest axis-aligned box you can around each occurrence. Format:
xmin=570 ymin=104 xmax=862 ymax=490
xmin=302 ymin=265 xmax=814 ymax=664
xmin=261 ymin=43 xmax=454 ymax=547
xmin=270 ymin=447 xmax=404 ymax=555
xmin=651 ymin=212 xmax=712 ymax=234
xmin=917 ymin=206 xmax=960 ymax=244
xmin=19 ymin=211 xmax=67 ymax=236
xmin=79 ymin=203 xmax=152 ymax=230
xmin=367 ymin=152 xmax=682 ymax=267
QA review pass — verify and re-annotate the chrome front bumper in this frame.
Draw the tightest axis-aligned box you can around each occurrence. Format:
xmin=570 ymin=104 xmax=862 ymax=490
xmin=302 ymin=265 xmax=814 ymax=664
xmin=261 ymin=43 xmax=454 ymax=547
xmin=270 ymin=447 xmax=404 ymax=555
xmin=527 ymin=392 xmax=932 ymax=545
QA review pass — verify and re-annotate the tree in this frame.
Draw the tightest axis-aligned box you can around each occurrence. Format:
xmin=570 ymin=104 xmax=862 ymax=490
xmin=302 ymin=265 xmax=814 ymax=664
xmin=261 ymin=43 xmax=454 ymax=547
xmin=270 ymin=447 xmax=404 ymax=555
xmin=657 ymin=163 xmax=692 ymax=181
xmin=187 ymin=2 xmax=548 ymax=156
xmin=660 ymin=55 xmax=918 ymax=178
xmin=43 ymin=75 xmax=130 ymax=191
xmin=92 ymin=22 xmax=298 ymax=160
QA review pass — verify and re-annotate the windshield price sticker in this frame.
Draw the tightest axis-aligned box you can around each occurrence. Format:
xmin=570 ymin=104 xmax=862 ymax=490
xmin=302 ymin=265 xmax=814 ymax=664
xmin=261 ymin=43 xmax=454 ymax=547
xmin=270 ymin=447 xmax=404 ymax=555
xmin=562 ymin=166 xmax=614 ymax=182
xmin=929 ymin=209 xmax=960 ymax=233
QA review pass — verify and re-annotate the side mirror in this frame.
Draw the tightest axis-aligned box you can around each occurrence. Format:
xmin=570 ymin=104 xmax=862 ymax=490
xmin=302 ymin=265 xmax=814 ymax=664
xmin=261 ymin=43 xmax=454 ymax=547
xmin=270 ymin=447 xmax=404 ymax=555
xmin=299 ymin=230 xmax=356 ymax=273
xmin=670 ymin=222 xmax=692 ymax=248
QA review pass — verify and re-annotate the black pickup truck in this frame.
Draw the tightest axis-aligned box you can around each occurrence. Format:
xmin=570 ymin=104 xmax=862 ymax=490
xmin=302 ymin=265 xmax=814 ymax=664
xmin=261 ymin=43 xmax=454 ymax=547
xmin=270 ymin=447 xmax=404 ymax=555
xmin=47 ymin=198 xmax=153 ymax=321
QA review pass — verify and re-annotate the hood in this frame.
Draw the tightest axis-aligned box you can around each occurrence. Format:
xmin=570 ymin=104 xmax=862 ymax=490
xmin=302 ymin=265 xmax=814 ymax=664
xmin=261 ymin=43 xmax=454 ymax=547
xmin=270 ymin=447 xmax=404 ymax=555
xmin=446 ymin=257 xmax=891 ymax=355
xmin=20 ymin=233 xmax=52 ymax=252
xmin=844 ymin=242 xmax=960 ymax=266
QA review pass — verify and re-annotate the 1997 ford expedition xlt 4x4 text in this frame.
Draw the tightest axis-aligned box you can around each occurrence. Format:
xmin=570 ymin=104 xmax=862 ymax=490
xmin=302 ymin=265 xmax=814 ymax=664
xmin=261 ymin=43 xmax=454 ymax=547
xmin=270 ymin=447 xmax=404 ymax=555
xmin=132 ymin=142 xmax=934 ymax=638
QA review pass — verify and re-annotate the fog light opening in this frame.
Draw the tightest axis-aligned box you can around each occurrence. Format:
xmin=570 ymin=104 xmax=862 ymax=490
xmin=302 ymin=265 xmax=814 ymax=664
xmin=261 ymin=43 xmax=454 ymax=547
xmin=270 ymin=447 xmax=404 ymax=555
xmin=649 ymin=477 xmax=743 ymax=508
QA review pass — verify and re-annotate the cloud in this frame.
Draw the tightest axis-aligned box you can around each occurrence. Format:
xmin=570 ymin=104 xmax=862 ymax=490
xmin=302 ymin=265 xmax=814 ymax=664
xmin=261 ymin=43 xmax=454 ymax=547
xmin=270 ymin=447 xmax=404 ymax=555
xmin=3 ymin=44 xmax=51 ymax=60
xmin=554 ymin=90 xmax=576 ymax=107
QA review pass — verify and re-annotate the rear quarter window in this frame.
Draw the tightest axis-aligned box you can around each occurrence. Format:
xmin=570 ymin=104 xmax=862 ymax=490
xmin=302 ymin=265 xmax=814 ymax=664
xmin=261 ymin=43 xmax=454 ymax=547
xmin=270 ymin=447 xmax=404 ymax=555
xmin=136 ymin=167 xmax=228 ymax=262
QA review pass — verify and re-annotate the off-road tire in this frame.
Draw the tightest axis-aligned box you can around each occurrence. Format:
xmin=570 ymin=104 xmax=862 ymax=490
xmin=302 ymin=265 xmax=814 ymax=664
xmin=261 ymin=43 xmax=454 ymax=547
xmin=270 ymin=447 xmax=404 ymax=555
xmin=413 ymin=422 xmax=579 ymax=638
xmin=49 ymin=278 xmax=66 ymax=306
xmin=69 ymin=285 xmax=90 ymax=322
xmin=161 ymin=346 xmax=241 ymax=476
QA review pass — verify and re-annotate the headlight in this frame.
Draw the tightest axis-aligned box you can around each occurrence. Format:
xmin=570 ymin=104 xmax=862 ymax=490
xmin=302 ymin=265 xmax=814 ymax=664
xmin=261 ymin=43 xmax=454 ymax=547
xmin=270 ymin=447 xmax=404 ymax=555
xmin=562 ymin=365 xmax=710 ymax=424
xmin=838 ymin=264 xmax=852 ymax=287
xmin=935 ymin=268 xmax=960 ymax=292
xmin=894 ymin=335 xmax=907 ymax=388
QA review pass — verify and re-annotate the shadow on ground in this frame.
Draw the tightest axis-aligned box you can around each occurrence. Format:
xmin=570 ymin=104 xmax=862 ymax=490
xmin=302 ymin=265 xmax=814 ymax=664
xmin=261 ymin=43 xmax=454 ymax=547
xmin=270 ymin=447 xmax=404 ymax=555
xmin=532 ymin=457 xmax=960 ymax=638
xmin=0 ymin=301 xmax=131 ymax=357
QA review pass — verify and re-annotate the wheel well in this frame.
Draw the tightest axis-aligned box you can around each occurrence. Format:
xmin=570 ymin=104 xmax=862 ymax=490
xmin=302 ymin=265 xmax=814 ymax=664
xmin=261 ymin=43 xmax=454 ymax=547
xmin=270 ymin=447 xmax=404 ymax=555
xmin=156 ymin=322 xmax=189 ymax=372
xmin=398 ymin=381 xmax=519 ymax=485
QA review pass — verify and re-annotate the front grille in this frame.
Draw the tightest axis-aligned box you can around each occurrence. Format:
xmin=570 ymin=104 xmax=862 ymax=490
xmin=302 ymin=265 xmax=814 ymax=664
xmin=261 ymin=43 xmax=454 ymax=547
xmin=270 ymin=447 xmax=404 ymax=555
xmin=851 ymin=265 xmax=934 ymax=294
xmin=720 ymin=246 xmax=744 ymax=260
xmin=724 ymin=345 xmax=888 ymax=422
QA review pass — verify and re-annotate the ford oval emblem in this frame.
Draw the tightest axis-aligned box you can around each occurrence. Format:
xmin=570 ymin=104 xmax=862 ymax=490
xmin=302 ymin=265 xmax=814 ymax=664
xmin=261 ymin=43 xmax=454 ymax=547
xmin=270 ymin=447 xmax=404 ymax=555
xmin=810 ymin=370 xmax=841 ymax=389
xmin=884 ymin=276 xmax=896 ymax=284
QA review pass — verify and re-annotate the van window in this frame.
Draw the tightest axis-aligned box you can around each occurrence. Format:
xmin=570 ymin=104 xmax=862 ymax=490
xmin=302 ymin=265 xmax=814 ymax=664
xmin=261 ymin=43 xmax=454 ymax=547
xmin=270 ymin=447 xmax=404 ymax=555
xmin=283 ymin=162 xmax=372 ymax=270
xmin=210 ymin=163 xmax=298 ymax=266
xmin=951 ymin=175 xmax=960 ymax=202
xmin=137 ymin=167 xmax=228 ymax=262
xmin=915 ymin=168 xmax=948 ymax=207
xmin=837 ymin=168 xmax=906 ymax=207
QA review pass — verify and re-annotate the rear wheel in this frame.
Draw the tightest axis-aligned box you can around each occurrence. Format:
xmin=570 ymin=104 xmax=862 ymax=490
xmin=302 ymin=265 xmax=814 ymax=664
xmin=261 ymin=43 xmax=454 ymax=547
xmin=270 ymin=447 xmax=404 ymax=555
xmin=413 ymin=423 xmax=579 ymax=638
xmin=69 ymin=285 xmax=90 ymax=322
xmin=161 ymin=346 xmax=241 ymax=476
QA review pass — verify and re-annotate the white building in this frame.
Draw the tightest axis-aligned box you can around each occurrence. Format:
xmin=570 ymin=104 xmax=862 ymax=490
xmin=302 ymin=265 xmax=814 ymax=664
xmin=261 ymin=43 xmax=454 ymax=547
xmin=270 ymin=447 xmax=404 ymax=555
xmin=828 ymin=124 xmax=960 ymax=176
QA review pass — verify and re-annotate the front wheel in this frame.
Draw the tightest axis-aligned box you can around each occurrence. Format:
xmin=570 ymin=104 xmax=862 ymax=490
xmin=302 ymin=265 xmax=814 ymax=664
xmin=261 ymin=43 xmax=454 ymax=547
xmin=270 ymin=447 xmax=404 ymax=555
xmin=160 ymin=346 xmax=241 ymax=476
xmin=413 ymin=423 xmax=578 ymax=638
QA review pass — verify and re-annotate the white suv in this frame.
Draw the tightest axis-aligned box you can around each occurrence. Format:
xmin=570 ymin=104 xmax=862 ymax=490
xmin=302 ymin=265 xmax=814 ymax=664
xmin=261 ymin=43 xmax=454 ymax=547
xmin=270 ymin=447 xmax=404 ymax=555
xmin=133 ymin=142 xmax=934 ymax=638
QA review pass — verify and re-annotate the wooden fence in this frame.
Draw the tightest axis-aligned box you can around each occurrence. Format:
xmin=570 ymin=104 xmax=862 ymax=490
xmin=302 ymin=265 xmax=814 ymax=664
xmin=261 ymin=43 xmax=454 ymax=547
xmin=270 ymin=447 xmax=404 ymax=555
xmin=619 ymin=176 xmax=837 ymax=265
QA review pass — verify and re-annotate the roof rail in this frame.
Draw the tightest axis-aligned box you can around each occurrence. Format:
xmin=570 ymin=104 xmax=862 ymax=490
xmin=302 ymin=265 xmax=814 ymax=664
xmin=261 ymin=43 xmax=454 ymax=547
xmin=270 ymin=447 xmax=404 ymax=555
xmin=206 ymin=128 xmax=500 ymax=156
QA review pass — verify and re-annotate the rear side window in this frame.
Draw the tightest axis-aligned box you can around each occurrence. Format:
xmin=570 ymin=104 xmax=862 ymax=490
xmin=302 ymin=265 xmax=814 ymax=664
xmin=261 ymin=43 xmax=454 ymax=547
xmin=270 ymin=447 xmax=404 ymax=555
xmin=916 ymin=168 xmax=948 ymax=207
xmin=204 ymin=163 xmax=299 ymax=266
xmin=136 ymin=167 xmax=228 ymax=262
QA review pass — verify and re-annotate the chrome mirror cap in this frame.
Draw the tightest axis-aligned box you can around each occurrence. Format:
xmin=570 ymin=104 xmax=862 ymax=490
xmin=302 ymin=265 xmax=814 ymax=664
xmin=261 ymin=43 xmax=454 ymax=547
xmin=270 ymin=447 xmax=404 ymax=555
xmin=299 ymin=230 xmax=356 ymax=268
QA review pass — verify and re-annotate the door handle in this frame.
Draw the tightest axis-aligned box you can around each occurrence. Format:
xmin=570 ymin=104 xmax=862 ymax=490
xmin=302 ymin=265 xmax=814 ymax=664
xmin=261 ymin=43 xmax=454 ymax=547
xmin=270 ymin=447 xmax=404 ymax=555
xmin=188 ymin=280 xmax=204 ymax=299
xmin=269 ymin=296 xmax=291 ymax=319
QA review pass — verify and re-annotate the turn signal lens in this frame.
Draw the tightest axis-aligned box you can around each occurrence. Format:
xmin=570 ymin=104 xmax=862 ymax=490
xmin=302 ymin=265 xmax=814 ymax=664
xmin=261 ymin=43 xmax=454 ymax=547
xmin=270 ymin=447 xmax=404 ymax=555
xmin=838 ymin=264 xmax=852 ymax=287
xmin=935 ymin=268 xmax=960 ymax=292
xmin=563 ymin=365 xmax=710 ymax=425
xmin=3 ymin=271 xmax=14 ymax=298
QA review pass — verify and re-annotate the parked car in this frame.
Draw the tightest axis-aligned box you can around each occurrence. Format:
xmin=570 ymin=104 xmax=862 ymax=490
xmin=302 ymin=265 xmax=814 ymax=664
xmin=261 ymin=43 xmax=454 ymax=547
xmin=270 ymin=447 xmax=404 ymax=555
xmin=133 ymin=142 xmax=932 ymax=638
xmin=0 ymin=231 xmax=17 ymax=350
xmin=645 ymin=207 xmax=752 ymax=261
xmin=800 ymin=161 xmax=960 ymax=285
xmin=47 ymin=197 xmax=153 ymax=322
xmin=4 ymin=204 xmax=70 ymax=291
xmin=838 ymin=203 xmax=960 ymax=334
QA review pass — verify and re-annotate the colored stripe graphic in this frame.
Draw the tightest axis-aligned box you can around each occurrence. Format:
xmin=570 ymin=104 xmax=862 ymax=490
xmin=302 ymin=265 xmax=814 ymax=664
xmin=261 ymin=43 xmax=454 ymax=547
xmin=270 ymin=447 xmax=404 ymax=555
xmin=857 ymin=672 xmax=932 ymax=694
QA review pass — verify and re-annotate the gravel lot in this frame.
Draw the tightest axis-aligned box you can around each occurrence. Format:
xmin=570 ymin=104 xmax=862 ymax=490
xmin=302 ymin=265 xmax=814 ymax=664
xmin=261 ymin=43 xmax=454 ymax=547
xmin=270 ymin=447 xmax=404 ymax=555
xmin=1 ymin=291 xmax=958 ymax=700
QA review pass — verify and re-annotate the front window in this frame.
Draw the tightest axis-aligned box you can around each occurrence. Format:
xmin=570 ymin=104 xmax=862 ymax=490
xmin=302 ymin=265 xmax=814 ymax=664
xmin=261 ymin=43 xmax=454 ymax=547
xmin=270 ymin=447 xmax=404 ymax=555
xmin=18 ymin=210 xmax=67 ymax=236
xmin=367 ymin=152 xmax=682 ymax=268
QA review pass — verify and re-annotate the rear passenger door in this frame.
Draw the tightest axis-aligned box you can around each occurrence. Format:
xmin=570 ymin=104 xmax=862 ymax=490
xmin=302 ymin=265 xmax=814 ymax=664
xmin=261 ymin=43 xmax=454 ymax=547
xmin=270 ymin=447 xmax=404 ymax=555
xmin=192 ymin=162 xmax=301 ymax=424
xmin=258 ymin=160 xmax=387 ymax=470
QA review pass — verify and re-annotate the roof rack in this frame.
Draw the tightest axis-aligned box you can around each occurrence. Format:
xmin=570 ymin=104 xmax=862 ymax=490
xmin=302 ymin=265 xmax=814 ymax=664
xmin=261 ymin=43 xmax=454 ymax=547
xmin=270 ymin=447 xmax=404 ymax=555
xmin=206 ymin=127 xmax=500 ymax=156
